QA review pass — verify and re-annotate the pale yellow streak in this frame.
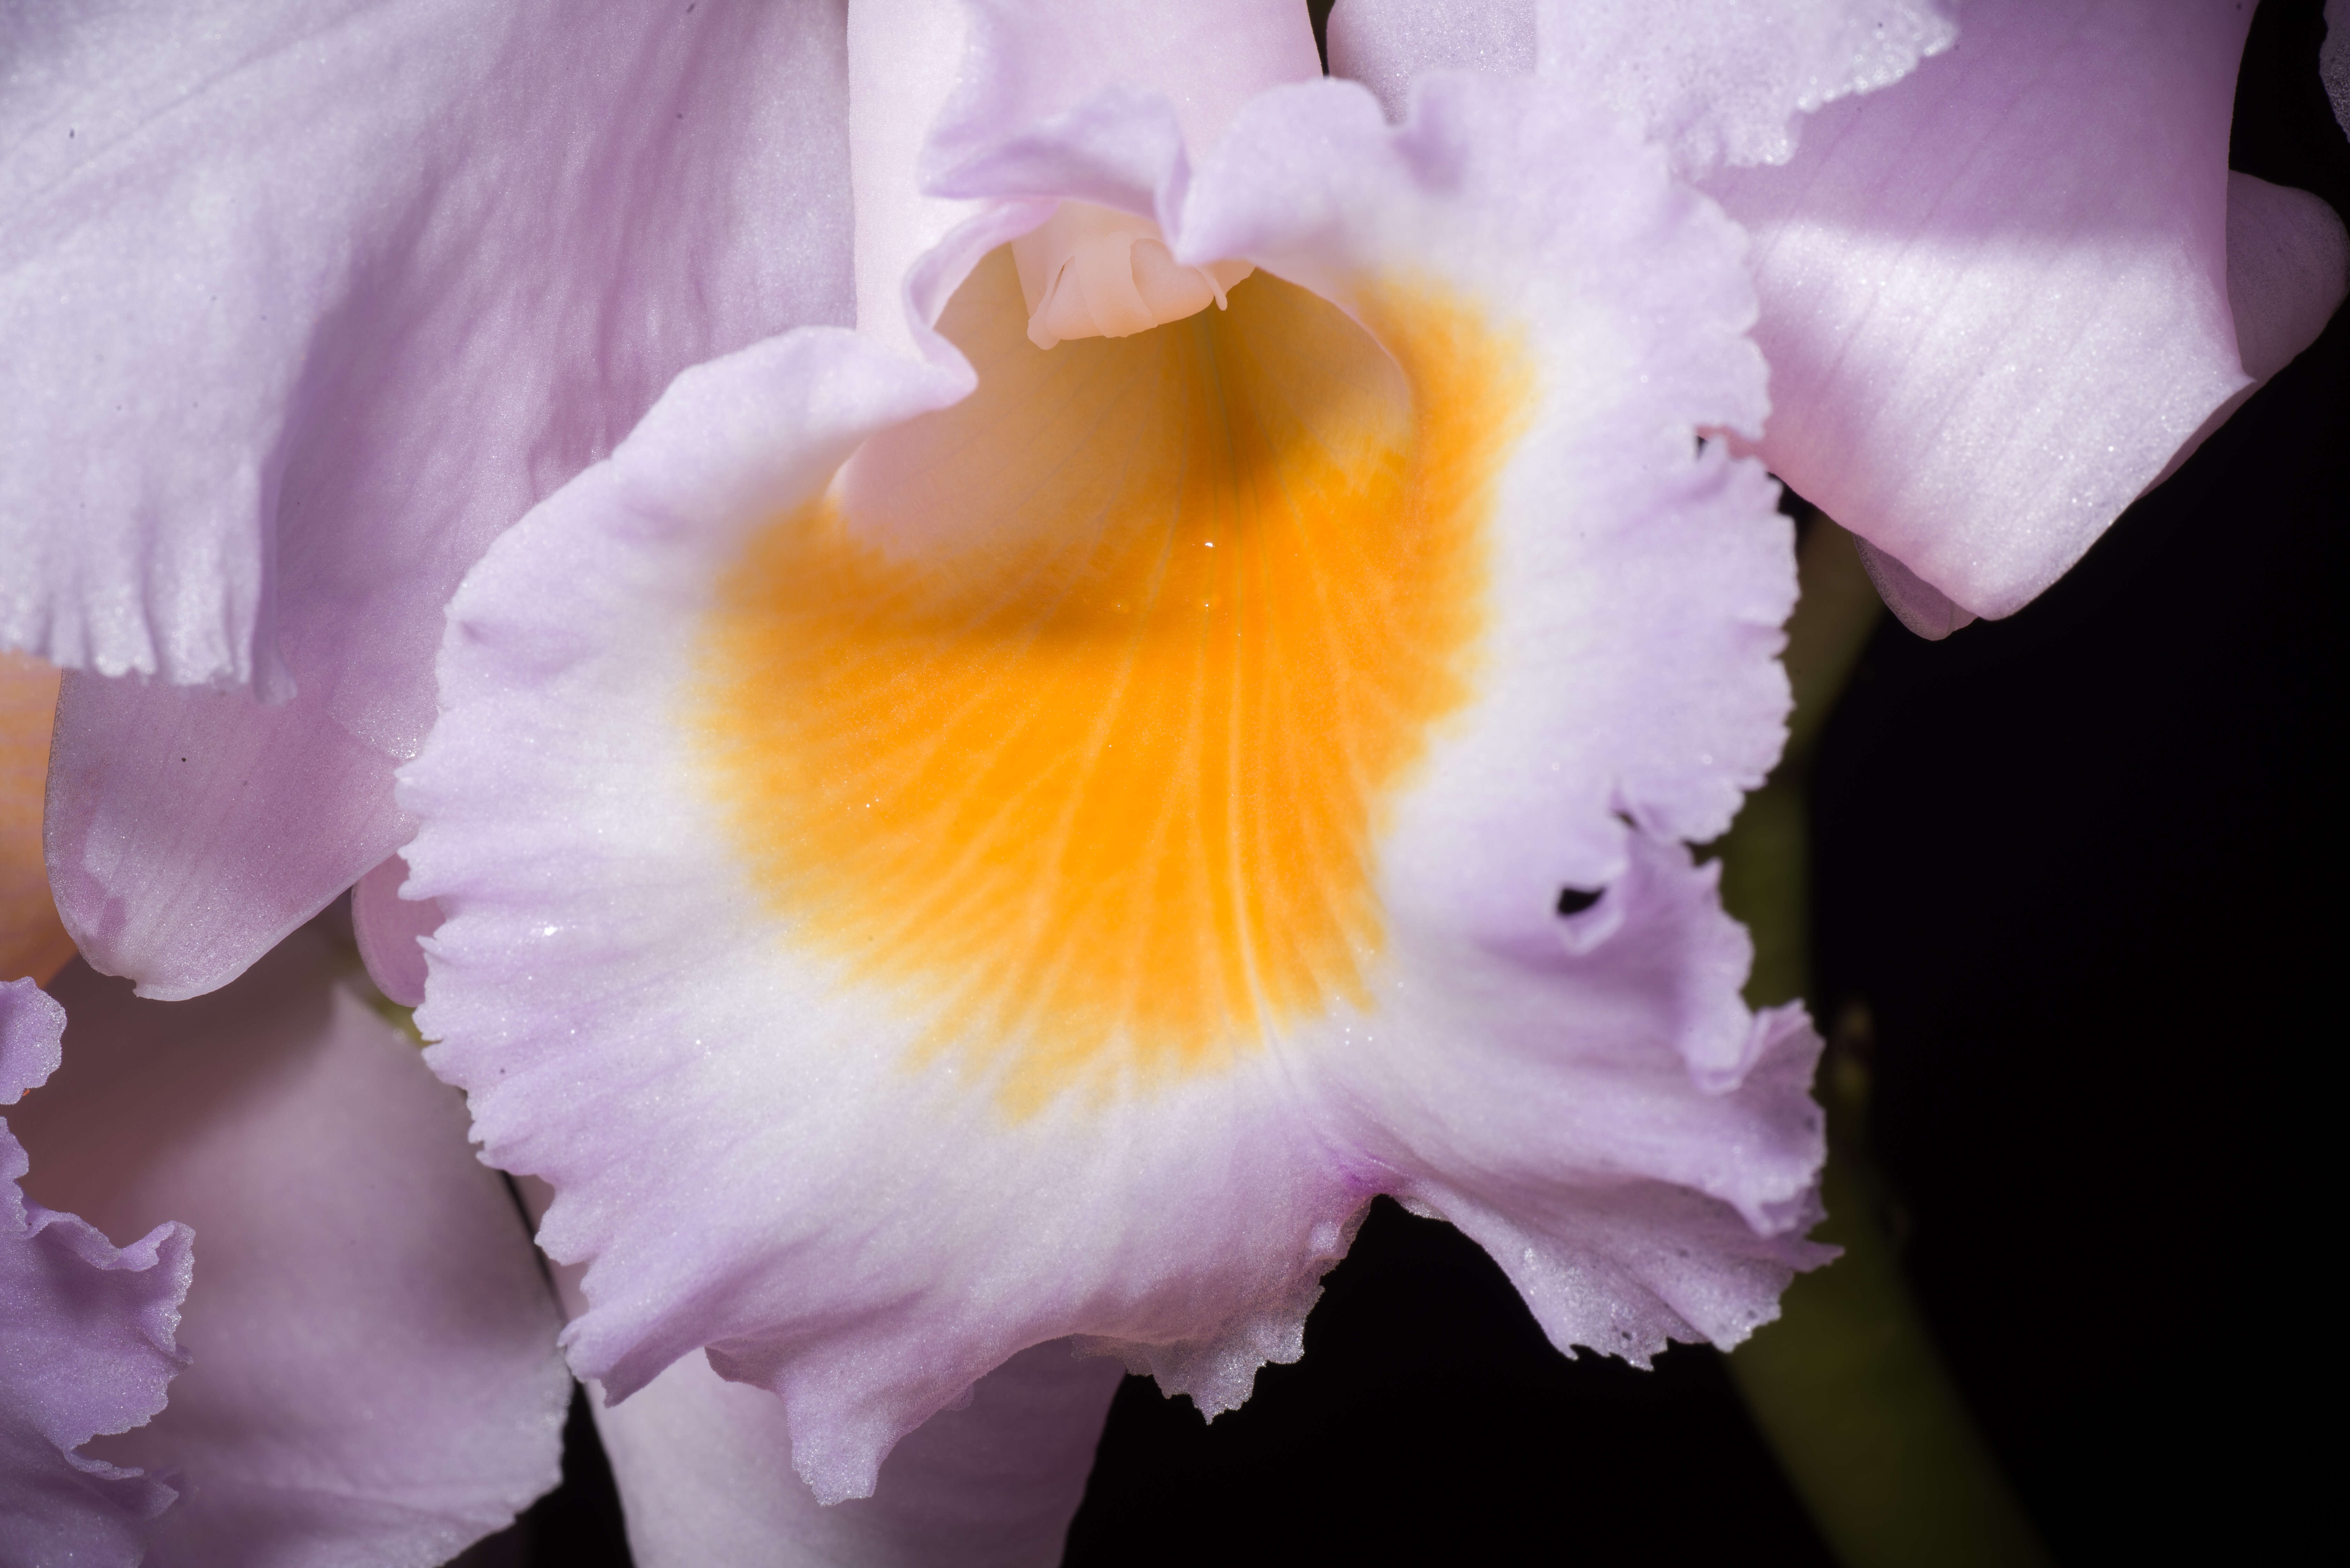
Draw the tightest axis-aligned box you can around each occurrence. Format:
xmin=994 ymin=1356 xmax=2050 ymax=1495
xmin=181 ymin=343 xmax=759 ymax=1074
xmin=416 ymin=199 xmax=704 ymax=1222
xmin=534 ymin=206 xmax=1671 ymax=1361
xmin=0 ymin=651 xmax=74 ymax=985
xmin=696 ymin=248 xmax=1530 ymax=1113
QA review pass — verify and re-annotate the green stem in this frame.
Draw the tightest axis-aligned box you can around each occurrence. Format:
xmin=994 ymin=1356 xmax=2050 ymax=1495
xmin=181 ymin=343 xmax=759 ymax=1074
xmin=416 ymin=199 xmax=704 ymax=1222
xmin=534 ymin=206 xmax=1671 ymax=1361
xmin=1716 ymin=517 xmax=2055 ymax=1568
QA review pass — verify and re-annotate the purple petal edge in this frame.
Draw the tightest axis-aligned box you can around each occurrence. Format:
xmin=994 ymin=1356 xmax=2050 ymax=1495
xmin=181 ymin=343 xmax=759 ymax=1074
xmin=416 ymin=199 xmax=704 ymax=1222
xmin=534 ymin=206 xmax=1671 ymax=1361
xmin=2 ymin=977 xmax=191 ymax=1568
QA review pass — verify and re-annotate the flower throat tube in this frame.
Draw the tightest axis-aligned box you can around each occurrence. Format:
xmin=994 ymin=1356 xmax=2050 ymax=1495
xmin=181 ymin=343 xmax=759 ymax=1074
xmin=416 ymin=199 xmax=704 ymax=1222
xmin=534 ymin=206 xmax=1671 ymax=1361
xmin=697 ymin=257 xmax=1522 ymax=1113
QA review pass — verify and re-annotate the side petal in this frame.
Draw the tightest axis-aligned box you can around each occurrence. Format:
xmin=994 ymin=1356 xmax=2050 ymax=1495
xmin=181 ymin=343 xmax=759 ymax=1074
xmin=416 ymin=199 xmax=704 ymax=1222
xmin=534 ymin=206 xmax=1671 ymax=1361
xmin=1532 ymin=0 xmax=1955 ymax=175
xmin=593 ymin=1345 xmax=1119 ymax=1568
xmin=407 ymin=64 xmax=1815 ymax=1506
xmin=13 ymin=0 xmax=855 ymax=998
xmin=1 ymin=653 xmax=72 ymax=985
xmin=1327 ymin=0 xmax=1953 ymax=173
xmin=1854 ymin=537 xmax=1977 ymax=643
xmin=9 ymin=929 xmax=570 ymax=1565
xmin=1704 ymin=0 xmax=2254 ymax=620
xmin=2225 ymin=171 xmax=2349 ymax=385
xmin=2 ymin=977 xmax=190 ymax=1567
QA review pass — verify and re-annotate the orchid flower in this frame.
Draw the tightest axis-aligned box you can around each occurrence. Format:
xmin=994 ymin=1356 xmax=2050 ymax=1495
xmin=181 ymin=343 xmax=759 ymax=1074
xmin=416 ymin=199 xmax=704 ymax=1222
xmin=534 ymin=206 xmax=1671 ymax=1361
xmin=406 ymin=0 xmax=1829 ymax=1542
xmin=3 ymin=2 xmax=2344 ymax=1564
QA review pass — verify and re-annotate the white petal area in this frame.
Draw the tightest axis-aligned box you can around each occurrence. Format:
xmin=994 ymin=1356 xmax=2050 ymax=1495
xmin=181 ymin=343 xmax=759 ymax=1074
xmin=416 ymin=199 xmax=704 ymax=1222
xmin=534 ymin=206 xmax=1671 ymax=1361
xmin=849 ymin=0 xmax=979 ymax=348
xmin=932 ymin=0 xmax=1323 ymax=175
xmin=10 ymin=0 xmax=854 ymax=999
xmin=405 ymin=72 xmax=1812 ymax=1507
xmin=593 ymin=1345 xmax=1119 ymax=1568
xmin=2075 ymin=177 xmax=2350 ymax=584
xmin=1 ymin=0 xmax=852 ymax=688
xmin=1328 ymin=0 xmax=1952 ymax=172
xmin=1535 ymin=0 xmax=1955 ymax=175
xmin=1703 ymin=0 xmax=2254 ymax=621
xmin=851 ymin=0 xmax=1320 ymax=352
xmin=12 ymin=933 xmax=570 ymax=1566
xmin=1326 ymin=0 xmax=1535 ymax=123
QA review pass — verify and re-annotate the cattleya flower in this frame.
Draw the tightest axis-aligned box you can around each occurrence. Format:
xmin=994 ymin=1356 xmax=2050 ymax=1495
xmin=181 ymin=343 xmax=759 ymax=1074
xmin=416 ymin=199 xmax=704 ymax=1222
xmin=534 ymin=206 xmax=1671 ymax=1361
xmin=3 ymin=0 xmax=2343 ymax=1561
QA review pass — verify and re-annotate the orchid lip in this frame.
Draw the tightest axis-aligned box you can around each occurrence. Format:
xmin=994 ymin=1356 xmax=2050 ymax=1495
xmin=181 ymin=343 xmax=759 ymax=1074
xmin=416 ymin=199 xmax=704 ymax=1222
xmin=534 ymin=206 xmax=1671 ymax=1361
xmin=401 ymin=65 xmax=1820 ymax=1498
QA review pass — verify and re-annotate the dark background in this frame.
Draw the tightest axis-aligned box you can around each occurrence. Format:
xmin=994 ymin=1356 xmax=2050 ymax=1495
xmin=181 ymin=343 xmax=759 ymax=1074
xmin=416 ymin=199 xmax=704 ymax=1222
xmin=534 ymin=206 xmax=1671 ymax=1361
xmin=502 ymin=4 xmax=2345 ymax=1562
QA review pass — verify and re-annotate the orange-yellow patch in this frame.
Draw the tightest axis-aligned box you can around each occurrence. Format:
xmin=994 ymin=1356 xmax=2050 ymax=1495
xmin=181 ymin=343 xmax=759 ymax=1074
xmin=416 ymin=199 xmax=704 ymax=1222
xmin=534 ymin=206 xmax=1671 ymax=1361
xmin=696 ymin=249 xmax=1529 ymax=1110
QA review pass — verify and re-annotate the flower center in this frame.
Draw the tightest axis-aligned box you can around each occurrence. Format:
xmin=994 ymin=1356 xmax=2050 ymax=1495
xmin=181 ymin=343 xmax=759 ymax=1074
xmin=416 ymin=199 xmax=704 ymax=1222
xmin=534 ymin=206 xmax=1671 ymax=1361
xmin=694 ymin=247 xmax=1528 ymax=1113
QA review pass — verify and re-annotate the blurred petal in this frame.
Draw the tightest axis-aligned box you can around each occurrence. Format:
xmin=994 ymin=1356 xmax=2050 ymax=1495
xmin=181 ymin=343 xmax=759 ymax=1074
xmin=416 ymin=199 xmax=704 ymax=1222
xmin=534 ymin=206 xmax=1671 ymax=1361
xmin=1328 ymin=0 xmax=1952 ymax=172
xmin=11 ymin=0 xmax=855 ymax=998
xmin=1854 ymin=537 xmax=1977 ymax=643
xmin=2225 ymin=172 xmax=2349 ymax=384
xmin=2 ymin=977 xmax=190 ymax=1567
xmin=2326 ymin=0 xmax=2349 ymax=137
xmin=1704 ymin=0 xmax=2254 ymax=620
xmin=352 ymin=852 xmax=439 ymax=1010
xmin=11 ymin=929 xmax=569 ymax=1565
xmin=407 ymin=54 xmax=1817 ymax=1504
xmin=594 ymin=1345 xmax=1119 ymax=1568
xmin=0 ymin=653 xmax=72 ymax=985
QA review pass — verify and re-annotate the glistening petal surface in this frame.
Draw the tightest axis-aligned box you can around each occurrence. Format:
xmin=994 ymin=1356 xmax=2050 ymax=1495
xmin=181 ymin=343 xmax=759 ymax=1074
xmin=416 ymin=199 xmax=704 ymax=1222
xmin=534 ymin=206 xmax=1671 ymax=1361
xmin=8 ymin=0 xmax=854 ymax=999
xmin=406 ymin=70 xmax=1818 ymax=1503
xmin=1702 ymin=0 xmax=2253 ymax=619
xmin=1327 ymin=0 xmax=1953 ymax=172
xmin=1 ymin=978 xmax=189 ymax=1568
xmin=11 ymin=931 xmax=569 ymax=1566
